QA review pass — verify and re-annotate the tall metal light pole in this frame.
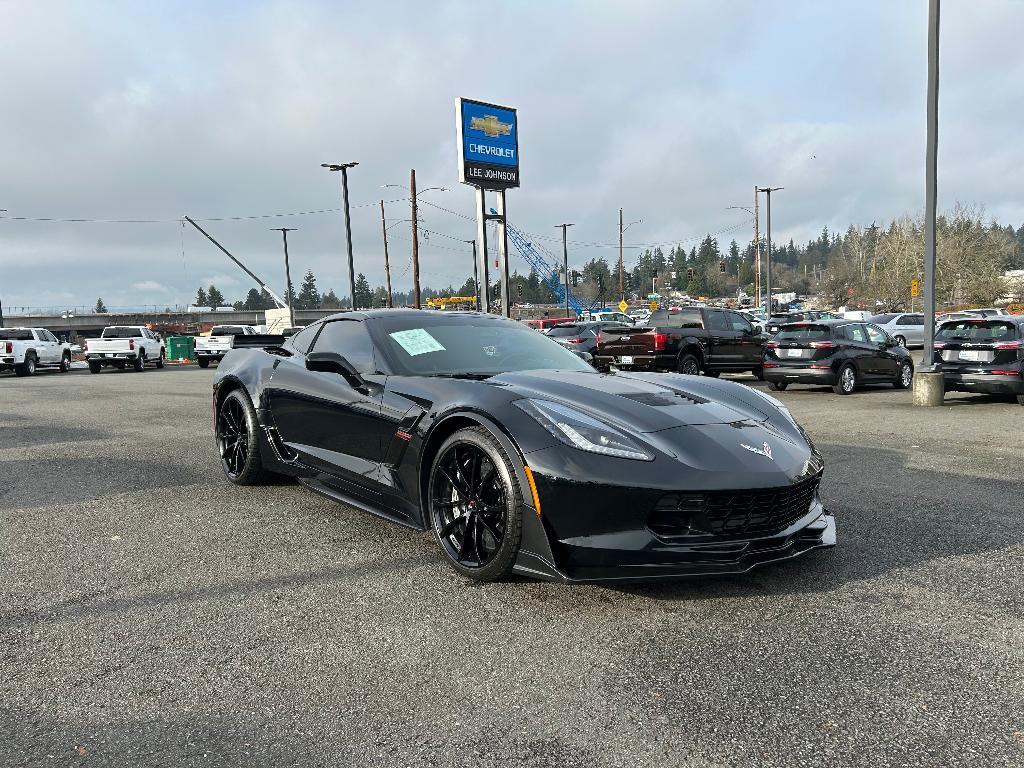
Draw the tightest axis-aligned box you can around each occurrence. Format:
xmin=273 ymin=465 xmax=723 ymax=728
xmin=321 ymin=162 xmax=358 ymax=310
xmin=922 ymin=0 xmax=940 ymax=369
xmin=270 ymin=227 xmax=297 ymax=328
xmin=556 ymin=223 xmax=574 ymax=318
xmin=757 ymin=187 xmax=783 ymax=313
xmin=0 ymin=208 xmax=6 ymax=327
xmin=379 ymin=201 xmax=393 ymax=308
xmin=727 ymin=204 xmax=757 ymax=300
xmin=464 ymin=239 xmax=479 ymax=310
xmin=618 ymin=210 xmax=641 ymax=299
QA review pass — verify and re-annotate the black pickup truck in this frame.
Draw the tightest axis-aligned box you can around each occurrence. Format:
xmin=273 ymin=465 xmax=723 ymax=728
xmin=592 ymin=307 xmax=767 ymax=377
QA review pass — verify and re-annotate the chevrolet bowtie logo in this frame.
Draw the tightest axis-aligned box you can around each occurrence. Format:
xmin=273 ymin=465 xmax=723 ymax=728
xmin=470 ymin=114 xmax=512 ymax=138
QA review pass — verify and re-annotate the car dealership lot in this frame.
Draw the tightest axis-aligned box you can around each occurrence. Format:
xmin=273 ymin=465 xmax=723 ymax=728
xmin=2 ymin=367 xmax=1022 ymax=767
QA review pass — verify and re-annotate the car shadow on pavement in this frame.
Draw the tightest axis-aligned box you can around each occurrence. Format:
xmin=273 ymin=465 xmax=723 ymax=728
xmin=610 ymin=441 xmax=1023 ymax=602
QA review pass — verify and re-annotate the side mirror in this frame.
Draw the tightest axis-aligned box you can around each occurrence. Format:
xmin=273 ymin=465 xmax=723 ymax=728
xmin=306 ymin=351 xmax=368 ymax=391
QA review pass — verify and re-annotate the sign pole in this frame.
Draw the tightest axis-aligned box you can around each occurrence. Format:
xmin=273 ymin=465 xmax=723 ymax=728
xmin=922 ymin=0 xmax=940 ymax=371
xmin=496 ymin=190 xmax=511 ymax=317
xmin=475 ymin=187 xmax=492 ymax=314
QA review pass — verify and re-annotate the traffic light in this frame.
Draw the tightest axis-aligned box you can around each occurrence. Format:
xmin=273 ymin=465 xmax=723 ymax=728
xmin=719 ymin=260 xmax=726 ymax=274
xmin=517 ymin=284 xmax=524 ymax=298
xmin=686 ymin=268 xmax=694 ymax=282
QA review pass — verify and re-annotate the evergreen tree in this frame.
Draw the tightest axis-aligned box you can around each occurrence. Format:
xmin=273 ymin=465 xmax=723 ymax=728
xmin=207 ymin=285 xmax=225 ymax=307
xmin=242 ymin=288 xmax=263 ymax=311
xmin=320 ymin=289 xmax=343 ymax=309
xmin=195 ymin=287 xmax=209 ymax=308
xmin=94 ymin=297 xmax=108 ymax=313
xmin=296 ymin=270 xmax=321 ymax=309
xmin=353 ymin=273 xmax=372 ymax=309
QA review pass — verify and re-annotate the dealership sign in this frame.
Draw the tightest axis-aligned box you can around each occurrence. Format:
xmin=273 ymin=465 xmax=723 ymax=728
xmin=457 ymin=98 xmax=519 ymax=189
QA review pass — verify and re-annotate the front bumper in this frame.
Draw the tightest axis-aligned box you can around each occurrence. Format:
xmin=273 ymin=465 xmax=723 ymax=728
xmin=943 ymin=371 xmax=1024 ymax=396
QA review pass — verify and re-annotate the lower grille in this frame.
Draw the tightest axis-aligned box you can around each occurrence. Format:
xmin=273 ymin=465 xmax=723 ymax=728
xmin=649 ymin=474 xmax=821 ymax=541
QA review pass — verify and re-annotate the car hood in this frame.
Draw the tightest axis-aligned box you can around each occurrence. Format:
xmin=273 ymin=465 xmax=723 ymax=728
xmin=488 ymin=369 xmax=774 ymax=431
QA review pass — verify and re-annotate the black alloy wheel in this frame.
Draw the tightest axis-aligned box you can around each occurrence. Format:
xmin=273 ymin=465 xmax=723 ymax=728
xmin=216 ymin=389 xmax=271 ymax=484
xmin=429 ymin=427 xmax=521 ymax=581
xmin=678 ymin=354 xmax=700 ymax=376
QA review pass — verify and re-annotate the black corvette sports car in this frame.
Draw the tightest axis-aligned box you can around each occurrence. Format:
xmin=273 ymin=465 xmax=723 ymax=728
xmin=212 ymin=310 xmax=835 ymax=582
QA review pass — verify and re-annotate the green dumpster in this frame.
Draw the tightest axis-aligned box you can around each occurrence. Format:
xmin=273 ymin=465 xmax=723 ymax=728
xmin=166 ymin=335 xmax=195 ymax=361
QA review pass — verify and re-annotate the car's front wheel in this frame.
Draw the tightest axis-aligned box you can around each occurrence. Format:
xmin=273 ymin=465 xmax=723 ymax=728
xmin=59 ymin=352 xmax=71 ymax=372
xmin=894 ymin=335 xmax=907 ymax=348
xmin=216 ymin=389 xmax=272 ymax=485
xmin=428 ymin=427 xmax=522 ymax=582
xmin=894 ymin=361 xmax=913 ymax=389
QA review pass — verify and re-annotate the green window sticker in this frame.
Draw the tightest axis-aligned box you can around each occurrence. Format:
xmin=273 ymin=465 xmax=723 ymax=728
xmin=389 ymin=328 xmax=446 ymax=356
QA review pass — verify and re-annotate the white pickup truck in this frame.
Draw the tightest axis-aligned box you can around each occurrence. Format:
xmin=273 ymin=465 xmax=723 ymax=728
xmin=195 ymin=325 xmax=256 ymax=368
xmin=0 ymin=327 xmax=72 ymax=376
xmin=84 ymin=326 xmax=166 ymax=373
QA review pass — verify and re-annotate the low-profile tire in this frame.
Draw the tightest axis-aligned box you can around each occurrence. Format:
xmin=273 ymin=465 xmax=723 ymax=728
xmin=768 ymin=380 xmax=788 ymax=391
xmin=833 ymin=363 xmax=856 ymax=395
xmin=59 ymin=352 xmax=71 ymax=372
xmin=216 ymin=388 xmax=273 ymax=485
xmin=677 ymin=354 xmax=700 ymax=376
xmin=14 ymin=354 xmax=36 ymax=377
xmin=88 ymin=360 xmax=102 ymax=374
xmin=894 ymin=360 xmax=913 ymax=389
xmin=133 ymin=351 xmax=145 ymax=372
xmin=428 ymin=426 xmax=523 ymax=582
xmin=156 ymin=351 xmax=165 ymax=369
xmin=198 ymin=357 xmax=210 ymax=369
xmin=894 ymin=335 xmax=907 ymax=348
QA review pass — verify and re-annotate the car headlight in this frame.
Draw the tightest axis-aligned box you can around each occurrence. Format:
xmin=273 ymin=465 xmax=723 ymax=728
xmin=514 ymin=399 xmax=654 ymax=461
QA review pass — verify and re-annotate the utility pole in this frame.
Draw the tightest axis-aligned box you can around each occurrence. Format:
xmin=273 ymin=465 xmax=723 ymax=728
xmin=270 ymin=227 xmax=297 ymax=328
xmin=753 ymin=188 xmax=761 ymax=310
xmin=321 ymin=163 xmax=359 ymax=309
xmin=556 ymin=223 xmax=575 ymax=318
xmin=757 ymin=187 xmax=783 ymax=313
xmin=464 ymin=239 xmax=479 ymax=310
xmin=379 ymin=200 xmax=393 ymax=308
xmin=410 ymin=169 xmax=421 ymax=309
xmin=0 ymin=208 xmax=6 ymax=327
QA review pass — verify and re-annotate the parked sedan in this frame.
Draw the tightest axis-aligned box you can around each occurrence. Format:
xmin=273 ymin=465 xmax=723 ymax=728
xmin=546 ymin=320 xmax=630 ymax=355
xmin=763 ymin=319 xmax=914 ymax=395
xmin=934 ymin=316 xmax=1024 ymax=405
xmin=869 ymin=312 xmax=925 ymax=348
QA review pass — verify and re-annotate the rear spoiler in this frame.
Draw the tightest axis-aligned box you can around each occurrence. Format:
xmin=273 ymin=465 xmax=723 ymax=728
xmin=231 ymin=334 xmax=287 ymax=349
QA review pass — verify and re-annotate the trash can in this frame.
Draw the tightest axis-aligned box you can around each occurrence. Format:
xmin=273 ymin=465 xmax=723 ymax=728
xmin=166 ymin=335 xmax=195 ymax=361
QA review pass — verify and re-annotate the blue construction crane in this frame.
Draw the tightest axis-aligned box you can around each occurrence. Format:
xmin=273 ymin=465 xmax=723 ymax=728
xmin=491 ymin=209 xmax=587 ymax=315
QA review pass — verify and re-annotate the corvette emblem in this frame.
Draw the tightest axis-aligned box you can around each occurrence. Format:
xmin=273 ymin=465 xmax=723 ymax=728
xmin=741 ymin=441 xmax=773 ymax=460
xmin=470 ymin=114 xmax=513 ymax=138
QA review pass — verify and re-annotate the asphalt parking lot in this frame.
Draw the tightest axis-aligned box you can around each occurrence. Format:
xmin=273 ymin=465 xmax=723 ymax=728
xmin=2 ymin=366 xmax=1022 ymax=767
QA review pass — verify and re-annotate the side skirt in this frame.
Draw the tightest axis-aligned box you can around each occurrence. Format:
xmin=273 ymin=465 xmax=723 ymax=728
xmin=298 ymin=477 xmax=425 ymax=532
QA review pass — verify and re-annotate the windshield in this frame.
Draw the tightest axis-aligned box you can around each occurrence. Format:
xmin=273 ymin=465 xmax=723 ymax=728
xmin=870 ymin=314 xmax=898 ymax=323
xmin=0 ymin=329 xmax=34 ymax=340
xmin=371 ymin=315 xmax=594 ymax=377
xmin=936 ymin=320 xmax=1017 ymax=342
xmin=101 ymin=327 xmax=143 ymax=338
xmin=211 ymin=326 xmax=247 ymax=336
xmin=775 ymin=325 xmax=832 ymax=342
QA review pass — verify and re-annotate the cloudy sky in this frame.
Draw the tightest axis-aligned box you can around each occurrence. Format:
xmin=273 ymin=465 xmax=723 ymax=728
xmin=2 ymin=0 xmax=1022 ymax=311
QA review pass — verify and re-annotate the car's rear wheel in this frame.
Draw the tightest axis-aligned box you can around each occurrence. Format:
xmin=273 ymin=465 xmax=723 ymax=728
xmin=14 ymin=354 xmax=36 ymax=377
xmin=428 ymin=427 xmax=522 ymax=582
xmin=677 ymin=354 xmax=700 ymax=376
xmin=752 ymin=366 xmax=765 ymax=381
xmin=198 ymin=357 xmax=210 ymax=369
xmin=768 ymin=381 xmax=788 ymax=391
xmin=216 ymin=389 xmax=271 ymax=485
xmin=133 ymin=351 xmax=146 ymax=372
xmin=833 ymin=363 xmax=856 ymax=395
xmin=1017 ymin=394 xmax=1024 ymax=406
xmin=88 ymin=361 xmax=101 ymax=374
xmin=156 ymin=351 xmax=165 ymax=369
xmin=894 ymin=335 xmax=907 ymax=348
xmin=894 ymin=361 xmax=913 ymax=389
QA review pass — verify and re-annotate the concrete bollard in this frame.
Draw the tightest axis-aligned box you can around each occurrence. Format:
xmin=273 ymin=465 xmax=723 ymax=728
xmin=912 ymin=370 xmax=945 ymax=406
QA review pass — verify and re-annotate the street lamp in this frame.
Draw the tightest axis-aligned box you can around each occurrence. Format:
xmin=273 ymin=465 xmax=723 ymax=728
xmin=727 ymin=205 xmax=757 ymax=298
xmin=756 ymin=187 xmax=783 ymax=313
xmin=0 ymin=208 xmax=6 ymax=327
xmin=321 ymin=162 xmax=359 ymax=310
xmin=618 ymin=209 xmax=641 ymax=300
xmin=556 ymin=223 xmax=575 ymax=318
xmin=270 ymin=227 xmax=297 ymax=328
